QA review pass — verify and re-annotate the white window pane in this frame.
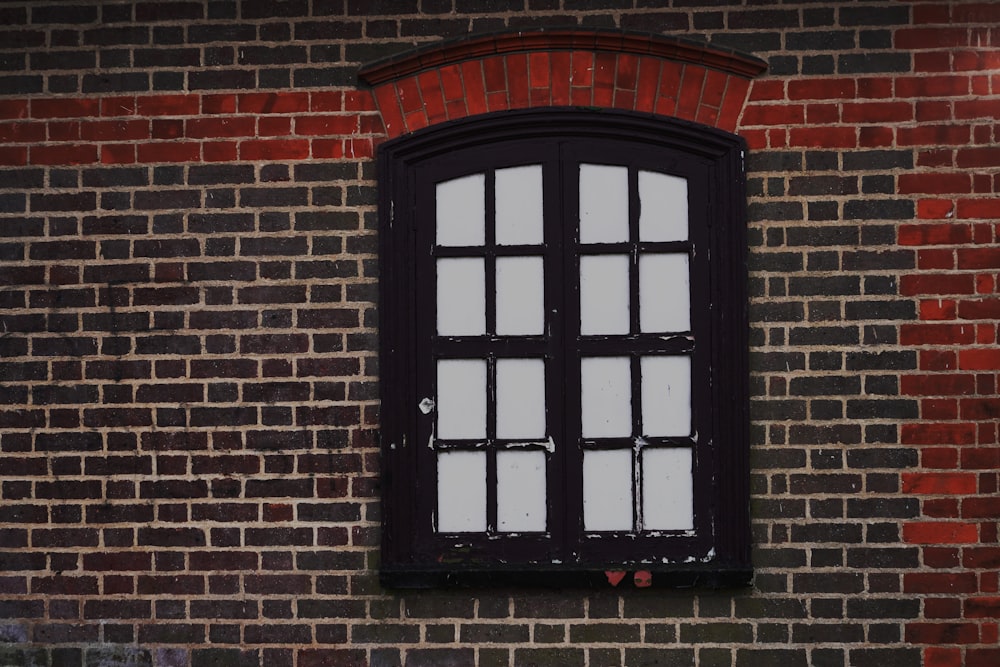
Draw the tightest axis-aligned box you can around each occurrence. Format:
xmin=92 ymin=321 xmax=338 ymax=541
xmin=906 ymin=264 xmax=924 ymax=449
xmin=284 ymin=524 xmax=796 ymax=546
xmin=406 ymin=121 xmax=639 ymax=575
xmin=496 ymin=256 xmax=544 ymax=336
xmin=437 ymin=359 xmax=487 ymax=439
xmin=581 ymin=356 xmax=632 ymax=439
xmin=497 ymin=449 xmax=547 ymax=532
xmin=641 ymin=356 xmax=691 ymax=437
xmin=496 ymin=165 xmax=544 ymax=246
xmin=437 ymin=258 xmax=485 ymax=336
xmin=639 ymin=171 xmax=688 ymax=242
xmin=579 ymin=164 xmax=629 ymax=244
xmin=639 ymin=253 xmax=690 ymax=333
xmin=580 ymin=254 xmax=630 ymax=335
xmin=436 ymin=173 xmax=485 ymax=246
xmin=437 ymin=450 xmax=487 ymax=532
xmin=642 ymin=448 xmax=693 ymax=531
xmin=583 ymin=449 xmax=633 ymax=531
xmin=496 ymin=358 xmax=546 ymax=440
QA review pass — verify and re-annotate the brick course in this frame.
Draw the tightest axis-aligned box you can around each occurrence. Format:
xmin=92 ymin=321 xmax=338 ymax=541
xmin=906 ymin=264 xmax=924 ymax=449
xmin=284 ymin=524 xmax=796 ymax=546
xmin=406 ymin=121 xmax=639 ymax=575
xmin=0 ymin=1 xmax=998 ymax=666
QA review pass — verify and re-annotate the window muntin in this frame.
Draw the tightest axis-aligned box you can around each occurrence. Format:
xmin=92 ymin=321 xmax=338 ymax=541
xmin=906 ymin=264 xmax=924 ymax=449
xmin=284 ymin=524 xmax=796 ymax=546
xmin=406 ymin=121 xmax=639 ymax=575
xmin=379 ymin=110 xmax=750 ymax=587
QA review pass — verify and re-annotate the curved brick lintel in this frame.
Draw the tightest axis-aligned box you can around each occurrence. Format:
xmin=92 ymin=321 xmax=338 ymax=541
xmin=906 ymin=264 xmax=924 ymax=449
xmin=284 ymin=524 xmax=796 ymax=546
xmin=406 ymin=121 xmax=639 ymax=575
xmin=358 ymin=30 xmax=767 ymax=139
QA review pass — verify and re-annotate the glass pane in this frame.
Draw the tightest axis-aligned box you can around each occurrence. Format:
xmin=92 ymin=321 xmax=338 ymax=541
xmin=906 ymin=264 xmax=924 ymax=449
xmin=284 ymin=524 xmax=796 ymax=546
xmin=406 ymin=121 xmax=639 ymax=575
xmin=496 ymin=358 xmax=546 ymax=440
xmin=436 ymin=173 xmax=485 ymax=247
xmin=497 ymin=449 xmax=546 ymax=532
xmin=641 ymin=448 xmax=693 ymax=531
xmin=437 ymin=359 xmax=487 ymax=439
xmin=581 ymin=356 xmax=632 ymax=439
xmin=496 ymin=165 xmax=544 ymax=246
xmin=579 ymin=164 xmax=629 ymax=244
xmin=437 ymin=450 xmax=487 ymax=532
xmin=639 ymin=171 xmax=688 ymax=242
xmin=641 ymin=356 xmax=691 ymax=437
xmin=496 ymin=256 xmax=544 ymax=336
xmin=579 ymin=254 xmax=630 ymax=335
xmin=639 ymin=253 xmax=690 ymax=333
xmin=437 ymin=258 xmax=485 ymax=336
xmin=583 ymin=449 xmax=633 ymax=531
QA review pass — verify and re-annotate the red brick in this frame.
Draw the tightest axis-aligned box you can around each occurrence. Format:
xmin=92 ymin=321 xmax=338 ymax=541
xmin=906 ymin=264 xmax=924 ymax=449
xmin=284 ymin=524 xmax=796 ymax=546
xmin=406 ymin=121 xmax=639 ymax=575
xmin=903 ymin=522 xmax=979 ymax=544
xmin=901 ymin=173 xmax=973 ymax=194
xmin=311 ymin=91 xmax=343 ymax=112
xmin=240 ymin=140 xmax=309 ymax=161
xmin=30 ymin=144 xmax=98 ymax=165
xmin=902 ymin=472 xmax=977 ymax=494
xmin=80 ymin=120 xmax=149 ymax=142
xmin=137 ymin=142 xmax=201 ymax=163
xmin=959 ymin=299 xmax=1000 ymax=319
xmin=417 ymin=70 xmax=446 ymax=123
xmin=919 ymin=296 xmax=956 ymax=317
xmin=901 ymin=373 xmax=975 ymax=396
xmin=896 ymin=27 xmax=969 ymax=49
xmin=0 ymin=99 xmax=28 ymax=120
xmin=958 ymin=199 xmax=1000 ymax=219
xmin=459 ymin=59 xmax=487 ymax=118
xmin=959 ymin=349 xmax=1000 ymax=370
xmin=100 ymin=144 xmax=136 ymax=164
xmin=901 ymin=274 xmax=975 ymax=296
xmin=842 ymin=102 xmax=913 ymax=123
xmin=904 ymin=622 xmax=979 ymax=645
xmin=787 ymin=78 xmax=855 ymax=100
xmin=963 ymin=498 xmax=1000 ymax=519
xmin=202 ymin=94 xmax=236 ymax=115
xmin=924 ymin=647 xmax=962 ymax=667
xmin=543 ymin=51 xmax=569 ymax=107
xmin=741 ymin=104 xmax=805 ymax=126
xmin=238 ymin=92 xmax=309 ymax=114
xmin=789 ymin=127 xmax=856 ymax=148
xmin=968 ymin=649 xmax=1000 ymax=667
xmin=900 ymin=323 xmax=974 ymax=345
xmin=187 ymin=117 xmax=255 ymax=138
xmin=294 ymin=115 xmax=358 ymax=136
xmin=137 ymin=94 xmax=200 ymax=116
xmin=0 ymin=146 xmax=27 ymax=165
xmin=585 ymin=51 xmax=612 ymax=107
xmin=899 ymin=223 xmax=971 ymax=245
xmin=905 ymin=572 xmax=979 ymax=593
xmin=31 ymin=98 xmax=100 ymax=119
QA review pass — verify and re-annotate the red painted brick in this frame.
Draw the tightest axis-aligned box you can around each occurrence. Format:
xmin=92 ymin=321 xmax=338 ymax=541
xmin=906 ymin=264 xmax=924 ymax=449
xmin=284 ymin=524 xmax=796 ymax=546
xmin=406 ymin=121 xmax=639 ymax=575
xmin=31 ymin=98 xmax=100 ymax=119
xmin=903 ymin=522 xmax=979 ymax=544
xmin=788 ymin=127 xmax=856 ymax=148
xmin=924 ymin=647 xmax=962 ymax=667
xmin=136 ymin=94 xmax=200 ymax=116
xmin=901 ymin=274 xmax=976 ymax=296
xmin=787 ymin=78 xmax=854 ymax=100
xmin=294 ymin=115 xmax=359 ymax=136
xmin=959 ymin=349 xmax=1000 ymax=370
xmin=137 ymin=142 xmax=201 ymax=163
xmin=842 ymin=102 xmax=913 ymax=123
xmin=0 ymin=99 xmax=28 ymax=120
xmin=901 ymin=173 xmax=973 ymax=195
xmin=900 ymin=223 xmax=971 ymax=245
xmin=905 ymin=622 xmax=979 ymax=644
xmin=186 ymin=117 xmax=255 ymax=139
xmin=239 ymin=140 xmax=309 ymax=161
xmin=30 ymin=144 xmax=98 ymax=165
xmin=905 ymin=572 xmax=980 ymax=594
xmin=902 ymin=472 xmax=977 ymax=494
xmin=238 ymin=92 xmax=309 ymax=114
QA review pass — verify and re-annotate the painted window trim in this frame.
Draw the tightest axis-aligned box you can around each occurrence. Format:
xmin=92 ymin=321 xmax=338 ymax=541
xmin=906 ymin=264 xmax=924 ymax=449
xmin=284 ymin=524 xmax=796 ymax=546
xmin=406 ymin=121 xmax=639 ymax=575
xmin=378 ymin=108 xmax=751 ymax=589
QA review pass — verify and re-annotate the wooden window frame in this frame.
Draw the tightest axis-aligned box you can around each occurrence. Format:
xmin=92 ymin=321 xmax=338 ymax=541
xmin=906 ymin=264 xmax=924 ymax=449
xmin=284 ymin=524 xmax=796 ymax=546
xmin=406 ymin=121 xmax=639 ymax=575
xmin=378 ymin=108 xmax=750 ymax=588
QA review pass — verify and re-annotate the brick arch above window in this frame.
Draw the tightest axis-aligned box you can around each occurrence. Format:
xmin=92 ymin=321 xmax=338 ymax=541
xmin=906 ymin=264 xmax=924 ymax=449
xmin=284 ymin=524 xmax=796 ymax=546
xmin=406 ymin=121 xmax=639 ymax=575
xmin=358 ymin=30 xmax=767 ymax=138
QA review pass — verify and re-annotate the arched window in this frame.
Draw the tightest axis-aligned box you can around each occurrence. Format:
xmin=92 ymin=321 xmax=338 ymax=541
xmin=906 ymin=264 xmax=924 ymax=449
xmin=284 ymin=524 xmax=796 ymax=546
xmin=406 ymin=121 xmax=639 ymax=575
xmin=377 ymin=108 xmax=751 ymax=587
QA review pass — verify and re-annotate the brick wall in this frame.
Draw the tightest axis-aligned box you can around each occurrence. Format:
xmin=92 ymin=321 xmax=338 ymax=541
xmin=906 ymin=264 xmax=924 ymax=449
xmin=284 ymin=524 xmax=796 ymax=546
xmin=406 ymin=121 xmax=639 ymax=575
xmin=0 ymin=2 xmax=998 ymax=666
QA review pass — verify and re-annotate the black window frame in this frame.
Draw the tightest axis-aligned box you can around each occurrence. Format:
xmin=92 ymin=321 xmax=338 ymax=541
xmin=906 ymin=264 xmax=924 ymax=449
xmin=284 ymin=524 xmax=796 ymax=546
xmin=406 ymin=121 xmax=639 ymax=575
xmin=378 ymin=108 xmax=750 ymax=588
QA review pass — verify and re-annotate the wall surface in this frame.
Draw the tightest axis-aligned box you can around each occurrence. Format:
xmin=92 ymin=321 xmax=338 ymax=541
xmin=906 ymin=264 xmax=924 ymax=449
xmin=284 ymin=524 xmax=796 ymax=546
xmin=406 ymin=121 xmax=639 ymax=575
xmin=0 ymin=1 xmax=998 ymax=666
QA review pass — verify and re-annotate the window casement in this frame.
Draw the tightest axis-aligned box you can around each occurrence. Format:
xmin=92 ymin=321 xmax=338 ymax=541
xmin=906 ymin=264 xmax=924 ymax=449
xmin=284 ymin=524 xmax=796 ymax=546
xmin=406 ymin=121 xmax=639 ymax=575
xmin=378 ymin=108 xmax=750 ymax=588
